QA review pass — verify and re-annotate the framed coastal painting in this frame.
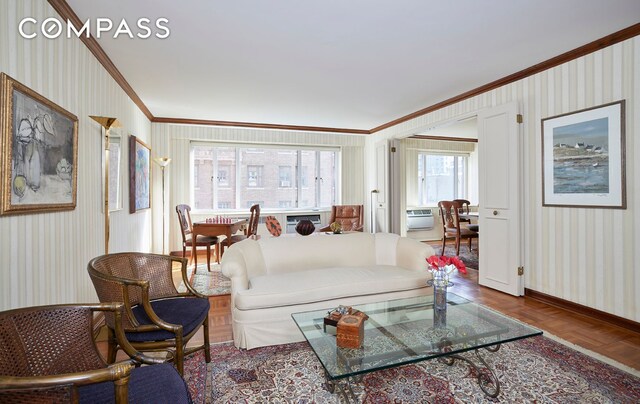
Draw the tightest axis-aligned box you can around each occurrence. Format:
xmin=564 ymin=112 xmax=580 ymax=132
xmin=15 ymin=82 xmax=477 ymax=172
xmin=542 ymin=100 xmax=625 ymax=208
xmin=129 ymin=135 xmax=151 ymax=213
xmin=0 ymin=73 xmax=78 ymax=216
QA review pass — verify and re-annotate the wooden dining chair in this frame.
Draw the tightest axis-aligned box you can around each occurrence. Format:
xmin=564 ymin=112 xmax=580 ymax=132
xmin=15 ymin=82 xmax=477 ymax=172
xmin=438 ymin=200 xmax=478 ymax=256
xmin=222 ymin=204 xmax=260 ymax=254
xmin=176 ymin=204 xmax=219 ymax=270
xmin=453 ymin=199 xmax=472 ymax=224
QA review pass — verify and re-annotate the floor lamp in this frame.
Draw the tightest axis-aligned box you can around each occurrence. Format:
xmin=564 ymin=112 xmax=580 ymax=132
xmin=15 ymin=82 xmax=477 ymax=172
xmin=90 ymin=116 xmax=121 ymax=254
xmin=153 ymin=157 xmax=172 ymax=254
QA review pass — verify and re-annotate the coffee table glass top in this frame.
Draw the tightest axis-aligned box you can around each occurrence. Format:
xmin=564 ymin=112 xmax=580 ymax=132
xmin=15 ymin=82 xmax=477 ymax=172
xmin=291 ymin=293 xmax=542 ymax=380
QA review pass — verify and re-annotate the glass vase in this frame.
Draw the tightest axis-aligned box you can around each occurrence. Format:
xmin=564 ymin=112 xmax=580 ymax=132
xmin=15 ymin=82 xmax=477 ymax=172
xmin=428 ymin=267 xmax=452 ymax=328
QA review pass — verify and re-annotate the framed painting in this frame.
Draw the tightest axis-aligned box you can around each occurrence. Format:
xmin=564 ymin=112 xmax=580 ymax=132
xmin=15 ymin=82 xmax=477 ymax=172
xmin=129 ymin=135 xmax=151 ymax=213
xmin=0 ymin=73 xmax=78 ymax=216
xmin=542 ymin=100 xmax=625 ymax=208
xmin=102 ymin=130 xmax=123 ymax=212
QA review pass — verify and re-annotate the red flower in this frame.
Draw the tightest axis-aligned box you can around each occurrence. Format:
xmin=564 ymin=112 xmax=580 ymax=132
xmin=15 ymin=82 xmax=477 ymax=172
xmin=450 ymin=256 xmax=467 ymax=274
xmin=426 ymin=255 xmax=467 ymax=274
xmin=426 ymin=255 xmax=449 ymax=269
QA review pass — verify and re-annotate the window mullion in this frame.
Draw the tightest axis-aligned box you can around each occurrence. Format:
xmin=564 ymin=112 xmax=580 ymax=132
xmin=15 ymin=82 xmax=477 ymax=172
xmin=212 ymin=148 xmax=218 ymax=210
xmin=315 ymin=151 xmax=321 ymax=208
xmin=296 ymin=150 xmax=302 ymax=208
xmin=235 ymin=148 xmax=240 ymax=210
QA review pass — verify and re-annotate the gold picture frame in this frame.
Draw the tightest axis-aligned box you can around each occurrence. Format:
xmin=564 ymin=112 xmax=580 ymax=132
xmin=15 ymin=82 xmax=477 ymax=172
xmin=0 ymin=73 xmax=79 ymax=216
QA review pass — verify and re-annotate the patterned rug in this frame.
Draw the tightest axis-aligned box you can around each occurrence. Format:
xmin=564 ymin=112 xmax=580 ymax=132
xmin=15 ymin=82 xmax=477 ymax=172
xmin=183 ymin=336 xmax=640 ymax=403
xmin=430 ymin=243 xmax=479 ymax=270
xmin=177 ymin=264 xmax=231 ymax=296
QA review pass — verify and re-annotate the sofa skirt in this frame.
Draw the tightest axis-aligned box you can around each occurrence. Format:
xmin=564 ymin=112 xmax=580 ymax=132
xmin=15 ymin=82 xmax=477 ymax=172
xmin=231 ymin=286 xmax=431 ymax=349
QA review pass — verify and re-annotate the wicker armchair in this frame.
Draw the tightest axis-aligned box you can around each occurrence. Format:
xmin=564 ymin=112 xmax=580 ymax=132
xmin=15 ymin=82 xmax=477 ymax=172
xmin=87 ymin=253 xmax=211 ymax=376
xmin=0 ymin=303 xmax=191 ymax=404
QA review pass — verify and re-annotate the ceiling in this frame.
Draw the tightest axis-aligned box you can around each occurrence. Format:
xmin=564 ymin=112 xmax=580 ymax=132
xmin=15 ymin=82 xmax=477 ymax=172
xmin=67 ymin=0 xmax=640 ymax=131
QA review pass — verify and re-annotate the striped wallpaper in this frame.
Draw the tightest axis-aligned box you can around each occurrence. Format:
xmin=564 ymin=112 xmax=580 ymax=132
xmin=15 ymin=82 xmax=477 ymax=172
xmin=150 ymin=123 xmax=366 ymax=253
xmin=367 ymin=37 xmax=640 ymax=322
xmin=0 ymin=0 xmax=152 ymax=310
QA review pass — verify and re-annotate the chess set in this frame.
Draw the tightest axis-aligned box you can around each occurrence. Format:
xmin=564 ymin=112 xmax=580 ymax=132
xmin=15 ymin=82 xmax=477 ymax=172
xmin=204 ymin=216 xmax=234 ymax=223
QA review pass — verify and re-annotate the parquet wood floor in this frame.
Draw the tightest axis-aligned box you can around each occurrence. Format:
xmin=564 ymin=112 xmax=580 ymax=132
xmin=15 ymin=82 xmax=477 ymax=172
xmin=100 ymin=251 xmax=640 ymax=372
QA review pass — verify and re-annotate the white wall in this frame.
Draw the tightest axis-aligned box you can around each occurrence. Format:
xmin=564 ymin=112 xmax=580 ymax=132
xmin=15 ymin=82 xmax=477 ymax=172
xmin=0 ymin=0 xmax=152 ymax=310
xmin=367 ymin=36 xmax=640 ymax=322
xmin=150 ymin=123 xmax=366 ymax=253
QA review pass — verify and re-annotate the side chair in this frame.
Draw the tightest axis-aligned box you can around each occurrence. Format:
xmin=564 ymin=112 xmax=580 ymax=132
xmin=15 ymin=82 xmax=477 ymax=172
xmin=0 ymin=303 xmax=191 ymax=404
xmin=222 ymin=204 xmax=260 ymax=253
xmin=87 ymin=253 xmax=211 ymax=376
xmin=453 ymin=199 xmax=472 ymax=224
xmin=438 ymin=200 xmax=478 ymax=256
xmin=176 ymin=204 xmax=220 ymax=271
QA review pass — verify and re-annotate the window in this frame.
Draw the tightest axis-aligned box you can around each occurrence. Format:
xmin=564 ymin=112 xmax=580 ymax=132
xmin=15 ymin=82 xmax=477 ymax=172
xmin=247 ymin=165 xmax=263 ymax=188
xmin=418 ymin=153 xmax=467 ymax=205
xmin=279 ymin=166 xmax=292 ymax=188
xmin=246 ymin=200 xmax=264 ymax=208
xmin=191 ymin=144 xmax=339 ymax=210
xmin=218 ymin=169 xmax=229 ymax=187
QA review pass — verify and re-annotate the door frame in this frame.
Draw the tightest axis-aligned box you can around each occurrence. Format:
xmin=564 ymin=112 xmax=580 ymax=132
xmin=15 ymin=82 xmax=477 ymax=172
xmin=393 ymin=108 xmax=525 ymax=295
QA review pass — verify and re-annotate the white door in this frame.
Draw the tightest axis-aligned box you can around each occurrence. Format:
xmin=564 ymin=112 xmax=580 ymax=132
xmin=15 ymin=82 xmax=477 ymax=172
xmin=478 ymin=102 xmax=523 ymax=296
xmin=374 ymin=140 xmax=389 ymax=233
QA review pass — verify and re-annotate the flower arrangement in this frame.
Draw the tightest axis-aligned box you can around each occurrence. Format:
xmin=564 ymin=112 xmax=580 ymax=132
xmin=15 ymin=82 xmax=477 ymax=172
xmin=426 ymin=255 xmax=467 ymax=275
xmin=426 ymin=255 xmax=467 ymax=288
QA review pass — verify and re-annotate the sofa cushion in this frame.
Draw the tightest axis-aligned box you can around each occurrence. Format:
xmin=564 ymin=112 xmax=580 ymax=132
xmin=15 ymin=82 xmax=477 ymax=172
xmin=235 ymin=265 xmax=428 ymax=310
xmin=258 ymin=233 xmax=376 ymax=275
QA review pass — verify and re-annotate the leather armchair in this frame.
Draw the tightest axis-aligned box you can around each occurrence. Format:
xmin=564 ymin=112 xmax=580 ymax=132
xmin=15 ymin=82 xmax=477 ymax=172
xmin=320 ymin=205 xmax=364 ymax=232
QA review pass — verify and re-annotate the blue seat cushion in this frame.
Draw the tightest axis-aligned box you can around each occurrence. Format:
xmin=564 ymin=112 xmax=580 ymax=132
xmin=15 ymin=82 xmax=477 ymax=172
xmin=126 ymin=297 xmax=209 ymax=342
xmin=78 ymin=363 xmax=192 ymax=404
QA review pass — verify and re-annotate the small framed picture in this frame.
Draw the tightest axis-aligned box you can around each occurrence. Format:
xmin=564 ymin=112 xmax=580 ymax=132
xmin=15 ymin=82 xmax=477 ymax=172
xmin=0 ymin=73 xmax=78 ymax=216
xmin=542 ymin=100 xmax=626 ymax=208
xmin=129 ymin=135 xmax=151 ymax=213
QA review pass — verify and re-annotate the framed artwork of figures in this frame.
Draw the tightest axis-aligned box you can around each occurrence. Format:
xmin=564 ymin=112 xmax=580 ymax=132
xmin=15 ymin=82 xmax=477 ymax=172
xmin=0 ymin=73 xmax=78 ymax=216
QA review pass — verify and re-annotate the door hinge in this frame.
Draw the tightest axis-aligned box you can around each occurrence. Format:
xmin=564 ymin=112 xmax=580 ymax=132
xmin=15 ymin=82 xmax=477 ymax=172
xmin=390 ymin=146 xmax=397 ymax=152
xmin=517 ymin=266 xmax=524 ymax=276
xmin=516 ymin=114 xmax=523 ymax=124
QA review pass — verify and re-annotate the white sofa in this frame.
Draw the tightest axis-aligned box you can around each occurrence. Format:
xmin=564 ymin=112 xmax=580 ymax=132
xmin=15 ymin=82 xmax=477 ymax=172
xmin=221 ymin=232 xmax=434 ymax=349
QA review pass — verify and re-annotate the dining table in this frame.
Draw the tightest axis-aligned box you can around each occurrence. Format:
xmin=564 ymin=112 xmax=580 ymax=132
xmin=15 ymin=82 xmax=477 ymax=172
xmin=459 ymin=212 xmax=479 ymax=235
xmin=191 ymin=218 xmax=248 ymax=262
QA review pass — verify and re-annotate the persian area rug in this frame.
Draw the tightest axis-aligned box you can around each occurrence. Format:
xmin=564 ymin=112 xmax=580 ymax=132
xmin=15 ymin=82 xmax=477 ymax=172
xmin=183 ymin=336 xmax=640 ymax=403
xmin=430 ymin=243 xmax=479 ymax=270
xmin=177 ymin=264 xmax=231 ymax=296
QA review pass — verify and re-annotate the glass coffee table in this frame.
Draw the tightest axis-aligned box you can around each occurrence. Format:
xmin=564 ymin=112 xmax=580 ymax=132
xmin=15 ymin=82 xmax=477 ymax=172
xmin=292 ymin=293 xmax=542 ymax=400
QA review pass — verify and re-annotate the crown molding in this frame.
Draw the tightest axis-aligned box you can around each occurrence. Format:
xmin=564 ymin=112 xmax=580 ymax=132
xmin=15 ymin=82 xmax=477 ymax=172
xmin=152 ymin=116 xmax=370 ymax=135
xmin=47 ymin=0 xmax=154 ymax=121
xmin=371 ymin=22 xmax=640 ymax=133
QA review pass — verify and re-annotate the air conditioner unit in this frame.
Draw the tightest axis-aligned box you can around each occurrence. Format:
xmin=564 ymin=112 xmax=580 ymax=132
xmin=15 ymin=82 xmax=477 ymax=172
xmin=406 ymin=208 xmax=434 ymax=230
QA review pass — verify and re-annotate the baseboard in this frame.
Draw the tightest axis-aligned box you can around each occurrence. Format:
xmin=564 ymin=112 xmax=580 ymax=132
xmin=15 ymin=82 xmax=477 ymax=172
xmin=170 ymin=250 xmax=186 ymax=257
xmin=525 ymin=288 xmax=640 ymax=334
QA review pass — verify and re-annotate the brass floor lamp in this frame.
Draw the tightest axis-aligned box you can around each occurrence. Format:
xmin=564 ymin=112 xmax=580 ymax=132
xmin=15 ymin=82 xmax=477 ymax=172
xmin=153 ymin=157 xmax=171 ymax=254
xmin=90 ymin=116 xmax=121 ymax=254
